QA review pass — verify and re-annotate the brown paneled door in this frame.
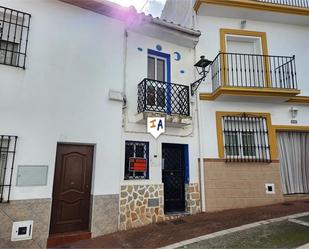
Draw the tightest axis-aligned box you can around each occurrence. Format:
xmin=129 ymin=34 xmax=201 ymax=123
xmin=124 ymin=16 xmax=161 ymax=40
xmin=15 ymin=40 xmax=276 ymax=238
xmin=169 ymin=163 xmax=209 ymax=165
xmin=50 ymin=144 xmax=94 ymax=234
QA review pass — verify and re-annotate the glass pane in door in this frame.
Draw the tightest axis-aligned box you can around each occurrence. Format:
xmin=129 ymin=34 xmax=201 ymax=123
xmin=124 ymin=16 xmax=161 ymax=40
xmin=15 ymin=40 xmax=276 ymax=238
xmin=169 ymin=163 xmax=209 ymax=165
xmin=147 ymin=56 xmax=155 ymax=80
xmin=157 ymin=58 xmax=165 ymax=82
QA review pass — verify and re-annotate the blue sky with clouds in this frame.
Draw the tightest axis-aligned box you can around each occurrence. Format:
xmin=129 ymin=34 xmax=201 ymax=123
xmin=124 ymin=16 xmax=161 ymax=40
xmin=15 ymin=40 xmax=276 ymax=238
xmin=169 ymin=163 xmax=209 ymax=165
xmin=110 ymin=0 xmax=166 ymax=17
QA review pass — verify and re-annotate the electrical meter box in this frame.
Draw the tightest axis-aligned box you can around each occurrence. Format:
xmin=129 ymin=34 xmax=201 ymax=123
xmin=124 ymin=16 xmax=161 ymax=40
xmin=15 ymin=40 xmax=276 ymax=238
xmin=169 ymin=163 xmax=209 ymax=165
xmin=11 ymin=220 xmax=33 ymax=241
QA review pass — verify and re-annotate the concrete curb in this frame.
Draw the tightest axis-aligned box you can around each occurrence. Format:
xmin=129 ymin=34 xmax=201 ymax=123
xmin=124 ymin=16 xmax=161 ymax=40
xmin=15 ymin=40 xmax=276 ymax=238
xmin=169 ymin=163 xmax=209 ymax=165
xmin=297 ymin=243 xmax=309 ymax=249
xmin=160 ymin=211 xmax=309 ymax=249
xmin=289 ymin=218 xmax=309 ymax=227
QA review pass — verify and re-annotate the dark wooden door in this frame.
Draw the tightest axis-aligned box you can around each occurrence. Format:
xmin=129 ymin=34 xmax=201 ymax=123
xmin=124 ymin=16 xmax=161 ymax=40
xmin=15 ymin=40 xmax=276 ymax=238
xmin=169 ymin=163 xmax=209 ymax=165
xmin=162 ymin=144 xmax=185 ymax=213
xmin=50 ymin=144 xmax=93 ymax=234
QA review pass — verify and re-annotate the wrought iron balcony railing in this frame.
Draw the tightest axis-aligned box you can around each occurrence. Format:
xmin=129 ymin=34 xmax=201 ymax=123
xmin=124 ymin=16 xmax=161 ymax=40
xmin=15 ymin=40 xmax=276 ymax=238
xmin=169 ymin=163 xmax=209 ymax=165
xmin=137 ymin=78 xmax=190 ymax=117
xmin=211 ymin=52 xmax=298 ymax=92
xmin=255 ymin=0 xmax=309 ymax=8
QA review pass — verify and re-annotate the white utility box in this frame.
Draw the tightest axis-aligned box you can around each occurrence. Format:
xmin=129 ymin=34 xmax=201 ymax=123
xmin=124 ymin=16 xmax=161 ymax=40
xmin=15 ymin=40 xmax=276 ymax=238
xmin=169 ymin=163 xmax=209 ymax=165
xmin=11 ymin=220 xmax=33 ymax=241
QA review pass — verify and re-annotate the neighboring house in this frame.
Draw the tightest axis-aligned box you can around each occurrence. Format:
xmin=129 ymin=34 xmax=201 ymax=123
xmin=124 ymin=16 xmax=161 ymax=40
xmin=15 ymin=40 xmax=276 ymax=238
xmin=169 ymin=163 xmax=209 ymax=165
xmin=0 ymin=0 xmax=201 ymax=248
xmin=163 ymin=0 xmax=309 ymax=212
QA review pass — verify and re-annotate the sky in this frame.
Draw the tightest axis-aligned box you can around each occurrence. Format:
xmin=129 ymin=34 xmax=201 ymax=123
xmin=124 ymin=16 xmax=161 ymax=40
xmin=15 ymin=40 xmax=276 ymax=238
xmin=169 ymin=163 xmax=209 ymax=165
xmin=109 ymin=0 xmax=167 ymax=17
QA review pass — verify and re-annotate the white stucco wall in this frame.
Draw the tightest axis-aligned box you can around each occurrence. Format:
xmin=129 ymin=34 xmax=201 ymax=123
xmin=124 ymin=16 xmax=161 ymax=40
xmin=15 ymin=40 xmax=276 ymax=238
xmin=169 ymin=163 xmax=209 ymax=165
xmin=0 ymin=0 xmax=125 ymax=200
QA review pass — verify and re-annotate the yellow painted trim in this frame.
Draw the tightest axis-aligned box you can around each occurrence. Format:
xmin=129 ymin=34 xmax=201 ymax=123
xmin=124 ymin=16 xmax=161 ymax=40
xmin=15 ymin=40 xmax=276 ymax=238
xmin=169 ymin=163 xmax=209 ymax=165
xmin=220 ymin=28 xmax=271 ymax=87
xmin=220 ymin=29 xmax=269 ymax=55
xmin=200 ymin=87 xmax=300 ymax=100
xmin=194 ymin=0 xmax=309 ymax=16
xmin=216 ymin=112 xmax=225 ymax=158
xmin=286 ymin=96 xmax=309 ymax=104
xmin=216 ymin=111 xmax=277 ymax=160
xmin=273 ymin=125 xmax=309 ymax=132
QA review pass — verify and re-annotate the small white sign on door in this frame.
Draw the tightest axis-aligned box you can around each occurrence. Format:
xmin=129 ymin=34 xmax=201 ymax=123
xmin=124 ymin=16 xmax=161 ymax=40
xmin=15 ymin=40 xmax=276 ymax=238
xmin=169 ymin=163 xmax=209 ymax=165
xmin=147 ymin=117 xmax=165 ymax=139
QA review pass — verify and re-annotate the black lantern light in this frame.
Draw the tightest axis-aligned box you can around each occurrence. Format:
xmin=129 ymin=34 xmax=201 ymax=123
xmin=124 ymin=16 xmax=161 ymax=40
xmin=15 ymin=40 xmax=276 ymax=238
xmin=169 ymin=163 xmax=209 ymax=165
xmin=191 ymin=56 xmax=212 ymax=96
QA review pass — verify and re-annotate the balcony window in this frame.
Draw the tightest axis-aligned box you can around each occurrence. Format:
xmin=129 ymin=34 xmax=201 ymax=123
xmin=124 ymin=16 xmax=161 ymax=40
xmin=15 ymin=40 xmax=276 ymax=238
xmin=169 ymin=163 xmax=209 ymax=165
xmin=147 ymin=51 xmax=168 ymax=111
xmin=148 ymin=55 xmax=166 ymax=82
xmin=220 ymin=114 xmax=271 ymax=163
xmin=0 ymin=6 xmax=31 ymax=69
xmin=146 ymin=84 xmax=166 ymax=110
xmin=137 ymin=49 xmax=190 ymax=117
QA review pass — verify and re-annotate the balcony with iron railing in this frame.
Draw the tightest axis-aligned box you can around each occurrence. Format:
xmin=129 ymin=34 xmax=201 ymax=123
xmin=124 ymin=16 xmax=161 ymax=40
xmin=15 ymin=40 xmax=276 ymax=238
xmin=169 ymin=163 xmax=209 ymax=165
xmin=200 ymin=52 xmax=300 ymax=101
xmin=255 ymin=0 xmax=309 ymax=8
xmin=194 ymin=0 xmax=309 ymax=18
xmin=136 ymin=78 xmax=192 ymax=127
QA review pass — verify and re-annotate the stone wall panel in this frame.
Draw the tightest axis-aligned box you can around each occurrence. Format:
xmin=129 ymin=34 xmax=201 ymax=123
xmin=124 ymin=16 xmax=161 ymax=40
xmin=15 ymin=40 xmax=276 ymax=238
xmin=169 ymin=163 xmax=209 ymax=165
xmin=119 ymin=184 xmax=164 ymax=230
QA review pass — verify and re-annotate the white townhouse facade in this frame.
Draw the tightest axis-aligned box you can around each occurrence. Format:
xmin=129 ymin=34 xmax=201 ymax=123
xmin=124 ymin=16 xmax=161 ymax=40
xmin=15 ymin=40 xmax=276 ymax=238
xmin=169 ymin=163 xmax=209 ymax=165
xmin=0 ymin=1 xmax=125 ymax=247
xmin=0 ymin=0 xmax=202 ymax=248
xmin=163 ymin=0 xmax=309 ymax=212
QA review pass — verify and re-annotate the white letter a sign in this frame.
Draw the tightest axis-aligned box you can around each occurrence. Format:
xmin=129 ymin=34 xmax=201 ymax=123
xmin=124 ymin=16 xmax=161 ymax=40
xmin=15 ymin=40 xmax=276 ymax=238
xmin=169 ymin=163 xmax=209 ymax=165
xmin=147 ymin=117 xmax=165 ymax=139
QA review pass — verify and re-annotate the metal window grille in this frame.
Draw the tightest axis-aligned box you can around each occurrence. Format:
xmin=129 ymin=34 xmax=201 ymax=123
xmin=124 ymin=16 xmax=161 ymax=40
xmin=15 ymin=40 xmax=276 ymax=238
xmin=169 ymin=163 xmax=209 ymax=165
xmin=222 ymin=115 xmax=271 ymax=163
xmin=137 ymin=78 xmax=190 ymax=117
xmin=124 ymin=141 xmax=149 ymax=180
xmin=0 ymin=6 xmax=31 ymax=69
xmin=211 ymin=53 xmax=298 ymax=91
xmin=0 ymin=135 xmax=17 ymax=203
xmin=255 ymin=0 xmax=309 ymax=8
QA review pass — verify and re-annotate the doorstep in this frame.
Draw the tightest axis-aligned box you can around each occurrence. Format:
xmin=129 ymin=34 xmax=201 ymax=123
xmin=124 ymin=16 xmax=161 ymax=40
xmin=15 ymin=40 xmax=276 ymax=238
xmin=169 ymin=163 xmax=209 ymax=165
xmin=164 ymin=211 xmax=190 ymax=221
xmin=47 ymin=230 xmax=91 ymax=248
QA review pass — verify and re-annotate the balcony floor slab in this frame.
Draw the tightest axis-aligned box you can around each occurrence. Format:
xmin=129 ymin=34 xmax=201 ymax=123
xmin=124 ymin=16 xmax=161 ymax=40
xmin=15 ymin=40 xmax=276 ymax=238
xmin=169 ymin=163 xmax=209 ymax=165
xmin=135 ymin=112 xmax=192 ymax=128
xmin=200 ymin=87 xmax=300 ymax=102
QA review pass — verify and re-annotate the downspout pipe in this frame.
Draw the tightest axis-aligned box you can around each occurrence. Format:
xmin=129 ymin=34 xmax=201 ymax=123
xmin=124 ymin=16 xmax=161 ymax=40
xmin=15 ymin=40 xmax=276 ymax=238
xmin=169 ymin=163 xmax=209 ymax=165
xmin=197 ymin=90 xmax=206 ymax=212
xmin=192 ymin=8 xmax=206 ymax=213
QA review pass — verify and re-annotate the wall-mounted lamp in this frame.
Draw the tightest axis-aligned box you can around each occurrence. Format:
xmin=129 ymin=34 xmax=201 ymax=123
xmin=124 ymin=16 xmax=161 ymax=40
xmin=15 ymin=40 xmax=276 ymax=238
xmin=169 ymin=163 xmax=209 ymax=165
xmin=290 ymin=107 xmax=298 ymax=124
xmin=191 ymin=56 xmax=212 ymax=96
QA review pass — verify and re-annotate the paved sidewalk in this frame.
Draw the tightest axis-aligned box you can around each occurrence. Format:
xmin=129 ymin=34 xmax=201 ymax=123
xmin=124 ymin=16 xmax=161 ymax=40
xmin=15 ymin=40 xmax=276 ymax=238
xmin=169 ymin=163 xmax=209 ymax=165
xmin=168 ymin=213 xmax=309 ymax=249
xmin=63 ymin=200 xmax=309 ymax=249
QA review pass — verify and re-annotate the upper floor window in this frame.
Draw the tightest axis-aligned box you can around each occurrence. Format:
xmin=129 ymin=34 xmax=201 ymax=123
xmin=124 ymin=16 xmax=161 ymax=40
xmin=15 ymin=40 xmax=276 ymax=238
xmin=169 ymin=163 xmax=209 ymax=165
xmin=0 ymin=6 xmax=31 ymax=69
xmin=148 ymin=55 xmax=166 ymax=82
xmin=146 ymin=50 xmax=171 ymax=112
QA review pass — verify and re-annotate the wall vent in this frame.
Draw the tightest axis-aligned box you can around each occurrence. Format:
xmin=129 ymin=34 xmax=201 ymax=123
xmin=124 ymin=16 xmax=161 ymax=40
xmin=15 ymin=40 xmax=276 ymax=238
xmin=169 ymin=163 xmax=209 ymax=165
xmin=265 ymin=183 xmax=275 ymax=194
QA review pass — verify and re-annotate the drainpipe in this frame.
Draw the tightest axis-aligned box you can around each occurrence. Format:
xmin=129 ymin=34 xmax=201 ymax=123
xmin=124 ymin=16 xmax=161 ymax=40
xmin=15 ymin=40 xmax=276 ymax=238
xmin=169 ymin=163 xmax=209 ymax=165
xmin=193 ymin=11 xmax=206 ymax=213
xmin=123 ymin=29 xmax=128 ymax=106
xmin=197 ymin=90 xmax=206 ymax=212
xmin=118 ymin=28 xmax=128 ymax=230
